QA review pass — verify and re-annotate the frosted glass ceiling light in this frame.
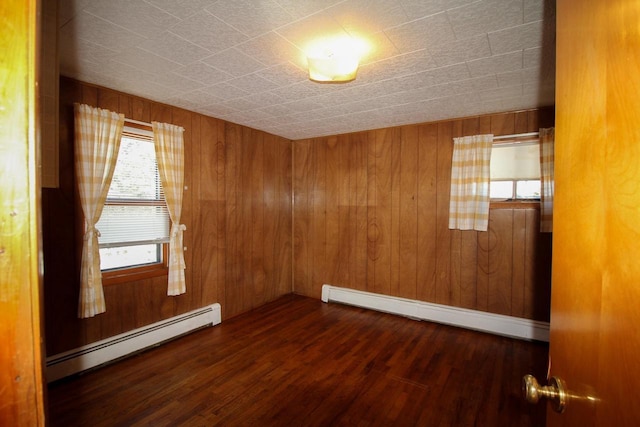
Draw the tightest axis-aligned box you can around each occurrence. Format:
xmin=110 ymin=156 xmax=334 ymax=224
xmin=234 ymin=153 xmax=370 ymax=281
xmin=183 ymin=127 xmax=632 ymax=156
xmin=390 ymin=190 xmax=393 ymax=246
xmin=306 ymin=36 xmax=367 ymax=83
xmin=307 ymin=53 xmax=359 ymax=83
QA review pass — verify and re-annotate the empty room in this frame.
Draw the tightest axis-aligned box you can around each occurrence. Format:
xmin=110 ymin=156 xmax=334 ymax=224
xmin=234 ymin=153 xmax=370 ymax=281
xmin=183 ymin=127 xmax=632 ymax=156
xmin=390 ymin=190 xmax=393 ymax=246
xmin=2 ymin=0 xmax=639 ymax=426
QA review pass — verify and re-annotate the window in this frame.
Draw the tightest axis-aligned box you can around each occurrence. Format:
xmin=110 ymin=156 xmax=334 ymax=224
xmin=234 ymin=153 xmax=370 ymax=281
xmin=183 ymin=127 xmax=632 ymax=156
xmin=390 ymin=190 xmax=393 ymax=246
xmin=96 ymin=126 xmax=170 ymax=278
xmin=490 ymin=141 xmax=541 ymax=201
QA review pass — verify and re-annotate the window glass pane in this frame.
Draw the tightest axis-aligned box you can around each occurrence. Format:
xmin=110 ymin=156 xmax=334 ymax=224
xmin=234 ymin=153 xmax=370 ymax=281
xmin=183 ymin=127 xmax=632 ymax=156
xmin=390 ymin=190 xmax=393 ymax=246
xmin=108 ymin=136 xmax=163 ymax=201
xmin=100 ymin=244 xmax=161 ymax=270
xmin=516 ymin=180 xmax=541 ymax=199
xmin=490 ymin=181 xmax=514 ymax=199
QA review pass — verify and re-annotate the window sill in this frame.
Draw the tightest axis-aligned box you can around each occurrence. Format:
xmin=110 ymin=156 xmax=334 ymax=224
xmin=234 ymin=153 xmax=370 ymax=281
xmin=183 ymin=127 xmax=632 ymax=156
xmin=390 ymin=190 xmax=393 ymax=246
xmin=490 ymin=200 xmax=540 ymax=209
xmin=102 ymin=264 xmax=168 ymax=285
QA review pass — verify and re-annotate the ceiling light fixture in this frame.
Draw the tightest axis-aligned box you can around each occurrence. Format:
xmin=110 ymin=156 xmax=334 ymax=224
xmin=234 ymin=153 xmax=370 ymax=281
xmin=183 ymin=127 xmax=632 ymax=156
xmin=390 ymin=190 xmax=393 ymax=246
xmin=306 ymin=36 xmax=368 ymax=83
xmin=307 ymin=53 xmax=359 ymax=83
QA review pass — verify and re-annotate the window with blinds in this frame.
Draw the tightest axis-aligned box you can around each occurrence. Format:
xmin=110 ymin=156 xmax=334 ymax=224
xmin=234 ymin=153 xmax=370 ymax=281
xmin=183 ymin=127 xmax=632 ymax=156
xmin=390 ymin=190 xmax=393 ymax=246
xmin=97 ymin=126 xmax=169 ymax=271
xmin=490 ymin=142 xmax=541 ymax=200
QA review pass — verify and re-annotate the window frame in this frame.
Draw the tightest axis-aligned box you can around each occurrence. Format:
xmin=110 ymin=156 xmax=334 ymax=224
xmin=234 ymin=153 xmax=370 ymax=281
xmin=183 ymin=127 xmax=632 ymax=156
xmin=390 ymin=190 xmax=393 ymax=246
xmin=100 ymin=122 xmax=169 ymax=285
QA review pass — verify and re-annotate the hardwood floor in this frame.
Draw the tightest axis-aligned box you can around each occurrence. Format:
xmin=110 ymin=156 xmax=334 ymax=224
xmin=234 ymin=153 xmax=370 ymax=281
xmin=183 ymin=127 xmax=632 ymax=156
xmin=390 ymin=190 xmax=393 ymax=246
xmin=47 ymin=295 xmax=548 ymax=426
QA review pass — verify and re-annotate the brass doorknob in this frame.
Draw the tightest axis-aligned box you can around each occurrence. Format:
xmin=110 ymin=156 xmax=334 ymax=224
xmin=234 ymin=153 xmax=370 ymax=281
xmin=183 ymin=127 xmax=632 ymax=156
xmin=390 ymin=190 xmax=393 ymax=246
xmin=522 ymin=374 xmax=567 ymax=414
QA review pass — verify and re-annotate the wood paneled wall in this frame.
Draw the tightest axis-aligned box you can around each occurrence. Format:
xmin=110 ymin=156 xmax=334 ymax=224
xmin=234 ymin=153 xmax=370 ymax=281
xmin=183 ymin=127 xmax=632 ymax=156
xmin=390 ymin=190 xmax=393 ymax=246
xmin=43 ymin=77 xmax=292 ymax=355
xmin=293 ymin=109 xmax=554 ymax=321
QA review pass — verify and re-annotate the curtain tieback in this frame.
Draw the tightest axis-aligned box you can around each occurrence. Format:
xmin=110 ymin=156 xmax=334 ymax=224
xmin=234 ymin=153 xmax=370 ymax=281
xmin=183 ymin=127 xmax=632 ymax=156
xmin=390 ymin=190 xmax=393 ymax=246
xmin=171 ymin=223 xmax=187 ymax=238
xmin=84 ymin=226 xmax=101 ymax=241
xmin=170 ymin=223 xmax=187 ymax=269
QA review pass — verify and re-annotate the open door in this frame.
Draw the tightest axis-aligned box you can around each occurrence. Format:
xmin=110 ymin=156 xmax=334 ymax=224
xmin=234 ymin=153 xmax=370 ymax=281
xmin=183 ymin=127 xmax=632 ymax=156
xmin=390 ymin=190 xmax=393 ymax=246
xmin=524 ymin=0 xmax=640 ymax=425
xmin=0 ymin=0 xmax=46 ymax=425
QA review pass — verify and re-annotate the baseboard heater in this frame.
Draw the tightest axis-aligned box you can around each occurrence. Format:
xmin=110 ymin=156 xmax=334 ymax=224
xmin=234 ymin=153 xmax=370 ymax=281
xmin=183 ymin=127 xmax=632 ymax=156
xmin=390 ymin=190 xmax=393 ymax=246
xmin=46 ymin=304 xmax=221 ymax=383
xmin=321 ymin=285 xmax=549 ymax=342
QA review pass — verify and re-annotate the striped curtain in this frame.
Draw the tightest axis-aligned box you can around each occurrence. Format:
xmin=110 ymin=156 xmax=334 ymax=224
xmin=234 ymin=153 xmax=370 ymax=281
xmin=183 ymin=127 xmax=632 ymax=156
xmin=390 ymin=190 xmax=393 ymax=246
xmin=539 ymin=127 xmax=555 ymax=232
xmin=449 ymin=134 xmax=493 ymax=231
xmin=152 ymin=122 xmax=187 ymax=296
xmin=74 ymin=104 xmax=124 ymax=318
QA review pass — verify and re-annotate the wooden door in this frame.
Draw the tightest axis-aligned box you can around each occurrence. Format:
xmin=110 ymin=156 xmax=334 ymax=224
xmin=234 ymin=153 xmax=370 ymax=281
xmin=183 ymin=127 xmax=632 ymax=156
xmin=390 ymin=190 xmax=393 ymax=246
xmin=548 ymin=0 xmax=640 ymax=425
xmin=0 ymin=0 xmax=46 ymax=425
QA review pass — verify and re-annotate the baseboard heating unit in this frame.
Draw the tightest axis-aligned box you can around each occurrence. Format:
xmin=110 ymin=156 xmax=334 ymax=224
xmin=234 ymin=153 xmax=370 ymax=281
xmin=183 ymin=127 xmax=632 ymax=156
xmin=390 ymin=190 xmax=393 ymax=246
xmin=46 ymin=304 xmax=221 ymax=382
xmin=321 ymin=285 xmax=549 ymax=342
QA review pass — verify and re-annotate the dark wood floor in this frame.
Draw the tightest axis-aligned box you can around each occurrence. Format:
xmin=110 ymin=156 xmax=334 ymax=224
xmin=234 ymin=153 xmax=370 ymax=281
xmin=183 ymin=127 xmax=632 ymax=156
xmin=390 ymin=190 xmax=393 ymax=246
xmin=47 ymin=295 xmax=548 ymax=426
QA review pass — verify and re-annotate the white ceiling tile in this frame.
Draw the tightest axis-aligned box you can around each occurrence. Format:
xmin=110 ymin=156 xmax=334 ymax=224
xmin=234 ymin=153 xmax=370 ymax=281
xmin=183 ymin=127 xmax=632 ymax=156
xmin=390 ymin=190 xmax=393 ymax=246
xmin=259 ymin=103 xmax=299 ymax=117
xmin=205 ymin=0 xmax=294 ymax=38
xmin=220 ymin=97 xmax=263 ymax=112
xmin=169 ymin=12 xmax=248 ymax=53
xmin=496 ymin=70 xmax=524 ymax=87
xmin=467 ymin=74 xmax=500 ymax=91
xmin=67 ymin=10 xmax=146 ymax=52
xmin=328 ymin=0 xmax=409 ymax=35
xmin=254 ymin=62 xmax=307 ymax=87
xmin=207 ymin=83 xmax=251 ymax=100
xmin=399 ymin=0 xmax=477 ymax=21
xmin=199 ymin=103 xmax=241 ymax=118
xmin=523 ymin=46 xmax=555 ymax=85
xmin=112 ymin=47 xmax=182 ymax=74
xmin=269 ymin=81 xmax=326 ymax=102
xmin=360 ymin=32 xmax=401 ymax=65
xmin=479 ymin=85 xmax=523 ymax=102
xmin=58 ymin=0 xmax=92 ymax=27
xmin=428 ymin=34 xmax=491 ymax=68
xmin=147 ymin=0 xmax=220 ymax=20
xmin=238 ymin=32 xmax=305 ymax=68
xmin=489 ymin=20 xmax=544 ymax=55
xmin=280 ymin=98 xmax=326 ymax=112
xmin=203 ymin=48 xmax=268 ymax=77
xmin=58 ymin=31 xmax=119 ymax=69
xmin=447 ymin=0 xmax=523 ymax=40
xmin=357 ymin=49 xmax=437 ymax=82
xmin=246 ymin=91 xmax=287 ymax=107
xmin=174 ymin=62 xmax=233 ymax=86
xmin=84 ymin=0 xmax=179 ymax=38
xmin=228 ymin=74 xmax=281 ymax=93
xmin=139 ymin=31 xmax=213 ymax=66
xmin=151 ymin=72 xmax=205 ymax=93
xmin=524 ymin=0 xmax=545 ymax=23
xmin=175 ymin=89 xmax=225 ymax=108
xmin=275 ymin=11 xmax=346 ymax=53
xmin=384 ymin=12 xmax=457 ymax=53
xmin=466 ymin=51 xmax=523 ymax=78
xmin=273 ymin=0 xmax=343 ymax=20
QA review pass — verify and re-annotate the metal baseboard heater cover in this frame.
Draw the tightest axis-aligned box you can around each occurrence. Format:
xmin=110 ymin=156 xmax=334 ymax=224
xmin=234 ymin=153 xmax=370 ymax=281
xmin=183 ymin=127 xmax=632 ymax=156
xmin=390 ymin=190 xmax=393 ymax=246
xmin=46 ymin=304 xmax=221 ymax=382
xmin=321 ymin=285 xmax=549 ymax=342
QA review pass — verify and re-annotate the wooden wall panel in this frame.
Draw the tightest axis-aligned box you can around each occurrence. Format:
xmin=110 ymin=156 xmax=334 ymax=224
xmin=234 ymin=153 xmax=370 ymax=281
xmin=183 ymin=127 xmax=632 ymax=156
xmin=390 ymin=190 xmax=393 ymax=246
xmin=399 ymin=126 xmax=418 ymax=300
xmin=416 ymin=124 xmax=438 ymax=303
xmin=293 ymin=108 xmax=554 ymax=321
xmin=435 ymin=122 xmax=453 ymax=306
xmin=292 ymin=139 xmax=311 ymax=295
xmin=43 ymin=78 xmax=293 ymax=355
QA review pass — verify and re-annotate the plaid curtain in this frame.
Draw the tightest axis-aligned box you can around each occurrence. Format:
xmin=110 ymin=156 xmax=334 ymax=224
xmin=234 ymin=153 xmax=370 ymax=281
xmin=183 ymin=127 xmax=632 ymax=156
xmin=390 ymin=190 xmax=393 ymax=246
xmin=449 ymin=134 xmax=493 ymax=231
xmin=152 ymin=122 xmax=187 ymax=296
xmin=74 ymin=104 xmax=124 ymax=318
xmin=539 ymin=127 xmax=555 ymax=232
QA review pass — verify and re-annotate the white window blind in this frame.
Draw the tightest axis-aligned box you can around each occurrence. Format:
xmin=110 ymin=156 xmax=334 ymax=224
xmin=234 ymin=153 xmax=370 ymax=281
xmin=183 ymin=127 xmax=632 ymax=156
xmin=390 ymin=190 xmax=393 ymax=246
xmin=490 ymin=142 xmax=540 ymax=180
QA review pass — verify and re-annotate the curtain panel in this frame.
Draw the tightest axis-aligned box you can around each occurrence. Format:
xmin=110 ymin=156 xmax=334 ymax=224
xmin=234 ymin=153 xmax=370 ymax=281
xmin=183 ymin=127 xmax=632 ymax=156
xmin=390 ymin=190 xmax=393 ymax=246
xmin=74 ymin=103 xmax=124 ymax=318
xmin=152 ymin=122 xmax=187 ymax=296
xmin=448 ymin=134 xmax=493 ymax=232
xmin=539 ymin=127 xmax=555 ymax=232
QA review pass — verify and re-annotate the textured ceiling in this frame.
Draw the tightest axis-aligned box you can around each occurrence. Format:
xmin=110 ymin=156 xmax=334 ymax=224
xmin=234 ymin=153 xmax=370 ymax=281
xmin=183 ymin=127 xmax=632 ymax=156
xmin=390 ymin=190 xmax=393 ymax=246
xmin=58 ymin=0 xmax=556 ymax=140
